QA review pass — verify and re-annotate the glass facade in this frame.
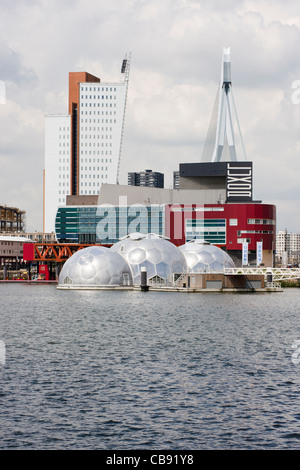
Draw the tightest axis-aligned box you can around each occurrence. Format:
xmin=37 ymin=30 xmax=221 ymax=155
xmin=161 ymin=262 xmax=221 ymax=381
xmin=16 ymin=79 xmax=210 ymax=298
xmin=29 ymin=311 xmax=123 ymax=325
xmin=55 ymin=205 xmax=165 ymax=244
xmin=185 ymin=219 xmax=226 ymax=244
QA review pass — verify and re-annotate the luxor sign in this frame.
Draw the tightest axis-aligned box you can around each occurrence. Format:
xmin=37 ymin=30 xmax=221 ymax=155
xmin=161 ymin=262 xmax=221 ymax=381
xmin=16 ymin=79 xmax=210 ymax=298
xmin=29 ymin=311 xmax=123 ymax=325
xmin=226 ymin=162 xmax=252 ymax=202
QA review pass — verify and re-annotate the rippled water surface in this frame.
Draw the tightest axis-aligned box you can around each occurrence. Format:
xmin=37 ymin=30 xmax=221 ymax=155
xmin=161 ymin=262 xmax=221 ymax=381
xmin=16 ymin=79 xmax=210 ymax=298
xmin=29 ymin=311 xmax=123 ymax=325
xmin=1 ymin=284 xmax=300 ymax=449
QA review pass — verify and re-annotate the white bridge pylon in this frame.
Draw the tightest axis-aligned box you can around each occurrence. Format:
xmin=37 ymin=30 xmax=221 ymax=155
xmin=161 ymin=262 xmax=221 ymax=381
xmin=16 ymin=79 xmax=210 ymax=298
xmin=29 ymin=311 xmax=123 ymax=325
xmin=211 ymin=47 xmax=246 ymax=162
xmin=224 ymin=267 xmax=300 ymax=281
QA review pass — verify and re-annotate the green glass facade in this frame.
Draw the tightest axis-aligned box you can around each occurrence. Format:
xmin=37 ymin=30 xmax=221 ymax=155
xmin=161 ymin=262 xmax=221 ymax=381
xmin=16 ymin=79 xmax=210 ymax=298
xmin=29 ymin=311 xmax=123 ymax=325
xmin=185 ymin=218 xmax=226 ymax=244
xmin=55 ymin=205 xmax=165 ymax=244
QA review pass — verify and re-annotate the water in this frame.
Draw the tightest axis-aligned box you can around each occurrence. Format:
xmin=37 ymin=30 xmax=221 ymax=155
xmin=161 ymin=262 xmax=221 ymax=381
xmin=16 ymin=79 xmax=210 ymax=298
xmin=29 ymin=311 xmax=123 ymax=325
xmin=1 ymin=283 xmax=300 ymax=449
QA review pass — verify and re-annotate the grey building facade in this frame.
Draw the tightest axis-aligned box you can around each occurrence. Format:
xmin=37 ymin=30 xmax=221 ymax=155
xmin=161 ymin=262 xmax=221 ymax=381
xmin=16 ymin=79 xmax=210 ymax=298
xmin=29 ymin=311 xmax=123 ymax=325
xmin=128 ymin=169 xmax=164 ymax=188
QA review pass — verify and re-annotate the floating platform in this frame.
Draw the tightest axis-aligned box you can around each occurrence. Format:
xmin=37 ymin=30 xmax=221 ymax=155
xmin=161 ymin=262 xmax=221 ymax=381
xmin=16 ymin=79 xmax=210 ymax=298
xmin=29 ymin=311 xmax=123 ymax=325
xmin=57 ymin=284 xmax=282 ymax=293
xmin=141 ymin=286 xmax=283 ymax=293
xmin=0 ymin=279 xmax=57 ymax=284
xmin=56 ymin=271 xmax=283 ymax=292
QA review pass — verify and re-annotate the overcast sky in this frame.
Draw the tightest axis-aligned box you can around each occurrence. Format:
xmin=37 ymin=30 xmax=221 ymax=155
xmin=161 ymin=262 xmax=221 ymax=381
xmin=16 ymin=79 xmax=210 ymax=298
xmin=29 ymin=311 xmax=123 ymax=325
xmin=1 ymin=0 xmax=300 ymax=232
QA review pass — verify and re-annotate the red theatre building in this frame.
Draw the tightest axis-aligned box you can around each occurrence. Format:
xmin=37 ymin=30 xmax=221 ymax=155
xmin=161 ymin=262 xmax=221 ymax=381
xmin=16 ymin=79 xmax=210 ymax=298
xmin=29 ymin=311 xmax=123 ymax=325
xmin=166 ymin=161 xmax=276 ymax=267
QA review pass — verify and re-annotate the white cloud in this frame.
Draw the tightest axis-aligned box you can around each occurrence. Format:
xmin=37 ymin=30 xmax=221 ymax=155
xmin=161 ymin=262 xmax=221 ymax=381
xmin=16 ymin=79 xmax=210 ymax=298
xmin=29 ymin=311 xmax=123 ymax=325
xmin=0 ymin=0 xmax=300 ymax=232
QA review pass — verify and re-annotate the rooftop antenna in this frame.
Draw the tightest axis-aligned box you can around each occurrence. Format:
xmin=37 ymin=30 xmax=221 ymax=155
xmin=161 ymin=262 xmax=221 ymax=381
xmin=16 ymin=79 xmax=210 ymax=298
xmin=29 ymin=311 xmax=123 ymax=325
xmin=116 ymin=52 xmax=131 ymax=184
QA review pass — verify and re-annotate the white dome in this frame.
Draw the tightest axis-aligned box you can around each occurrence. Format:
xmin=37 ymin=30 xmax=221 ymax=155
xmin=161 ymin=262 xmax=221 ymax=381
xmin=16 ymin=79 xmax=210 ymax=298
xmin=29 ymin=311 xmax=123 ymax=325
xmin=58 ymin=246 xmax=133 ymax=287
xmin=111 ymin=233 xmax=187 ymax=285
xmin=179 ymin=239 xmax=235 ymax=272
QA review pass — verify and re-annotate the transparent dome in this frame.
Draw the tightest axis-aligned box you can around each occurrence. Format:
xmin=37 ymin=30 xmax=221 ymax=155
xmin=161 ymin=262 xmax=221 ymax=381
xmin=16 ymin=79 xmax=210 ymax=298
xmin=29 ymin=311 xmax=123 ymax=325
xmin=58 ymin=245 xmax=133 ymax=287
xmin=111 ymin=233 xmax=187 ymax=285
xmin=179 ymin=240 xmax=235 ymax=272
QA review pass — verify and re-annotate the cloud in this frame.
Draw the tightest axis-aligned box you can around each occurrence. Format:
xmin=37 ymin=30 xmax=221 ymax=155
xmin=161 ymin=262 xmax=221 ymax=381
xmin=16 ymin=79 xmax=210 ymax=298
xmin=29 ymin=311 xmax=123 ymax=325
xmin=0 ymin=0 xmax=300 ymax=232
xmin=0 ymin=42 xmax=37 ymax=86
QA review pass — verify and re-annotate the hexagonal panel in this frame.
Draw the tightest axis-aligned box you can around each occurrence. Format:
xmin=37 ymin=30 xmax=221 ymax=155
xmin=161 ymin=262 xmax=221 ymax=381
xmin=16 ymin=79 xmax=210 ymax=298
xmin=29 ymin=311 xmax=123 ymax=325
xmin=111 ymin=232 xmax=187 ymax=286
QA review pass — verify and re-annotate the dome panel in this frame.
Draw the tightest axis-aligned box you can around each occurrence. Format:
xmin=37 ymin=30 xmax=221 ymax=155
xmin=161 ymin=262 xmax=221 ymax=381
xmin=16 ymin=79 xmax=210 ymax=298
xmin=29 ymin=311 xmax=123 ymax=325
xmin=128 ymin=247 xmax=146 ymax=264
xmin=81 ymin=264 xmax=97 ymax=280
xmin=184 ymin=252 xmax=198 ymax=266
xmin=78 ymin=253 xmax=94 ymax=266
xmin=58 ymin=246 xmax=133 ymax=287
xmin=147 ymin=247 xmax=163 ymax=264
xmin=179 ymin=240 xmax=235 ymax=272
xmin=111 ymin=233 xmax=187 ymax=285
xmin=156 ymin=261 xmax=170 ymax=279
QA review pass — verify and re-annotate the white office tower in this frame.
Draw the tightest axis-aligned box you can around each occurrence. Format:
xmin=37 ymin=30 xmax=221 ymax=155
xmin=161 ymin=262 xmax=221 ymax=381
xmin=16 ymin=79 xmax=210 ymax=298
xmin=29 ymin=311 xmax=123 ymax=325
xmin=201 ymin=47 xmax=246 ymax=163
xmin=43 ymin=54 xmax=131 ymax=233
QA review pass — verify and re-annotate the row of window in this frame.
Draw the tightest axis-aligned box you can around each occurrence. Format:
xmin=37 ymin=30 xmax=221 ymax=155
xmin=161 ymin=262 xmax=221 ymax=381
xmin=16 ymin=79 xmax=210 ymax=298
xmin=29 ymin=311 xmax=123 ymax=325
xmin=80 ymin=178 xmax=107 ymax=183
xmin=238 ymin=230 xmax=273 ymax=235
xmin=248 ymin=219 xmax=275 ymax=225
xmin=171 ymin=207 xmax=224 ymax=212
xmin=80 ymin=171 xmax=108 ymax=177
xmin=185 ymin=219 xmax=226 ymax=244
xmin=81 ymin=103 xmax=117 ymax=108
xmin=81 ymin=95 xmax=117 ymax=100
xmin=81 ymin=110 xmax=116 ymax=115
xmin=80 ymin=151 xmax=113 ymax=156
xmin=170 ymin=210 xmax=275 ymax=226
xmin=81 ymin=158 xmax=112 ymax=164
xmin=80 ymin=87 xmax=118 ymax=92
xmin=58 ymin=173 xmax=108 ymax=182
xmin=81 ymin=117 xmax=116 ymax=123
xmin=81 ymin=127 xmax=112 ymax=131
xmin=80 ymin=140 xmax=113 ymax=145
xmin=0 ymin=241 xmax=23 ymax=246
xmin=186 ymin=219 xmax=226 ymax=227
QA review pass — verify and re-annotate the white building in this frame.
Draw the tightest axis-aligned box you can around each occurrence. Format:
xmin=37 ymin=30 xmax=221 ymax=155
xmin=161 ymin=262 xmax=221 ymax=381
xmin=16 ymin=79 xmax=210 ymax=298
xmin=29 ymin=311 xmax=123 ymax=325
xmin=44 ymin=55 xmax=130 ymax=233
xmin=0 ymin=235 xmax=32 ymax=265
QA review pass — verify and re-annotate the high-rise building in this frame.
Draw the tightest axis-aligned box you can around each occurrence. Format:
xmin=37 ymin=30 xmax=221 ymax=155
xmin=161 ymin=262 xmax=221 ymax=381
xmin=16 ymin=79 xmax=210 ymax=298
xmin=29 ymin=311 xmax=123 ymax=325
xmin=53 ymin=47 xmax=277 ymax=267
xmin=43 ymin=54 xmax=131 ymax=233
xmin=276 ymin=230 xmax=300 ymax=266
xmin=128 ymin=169 xmax=164 ymax=188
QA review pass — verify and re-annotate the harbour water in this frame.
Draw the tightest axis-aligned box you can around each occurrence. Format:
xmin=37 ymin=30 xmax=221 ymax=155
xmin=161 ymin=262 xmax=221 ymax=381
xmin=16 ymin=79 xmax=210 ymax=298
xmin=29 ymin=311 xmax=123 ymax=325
xmin=1 ymin=283 xmax=300 ymax=450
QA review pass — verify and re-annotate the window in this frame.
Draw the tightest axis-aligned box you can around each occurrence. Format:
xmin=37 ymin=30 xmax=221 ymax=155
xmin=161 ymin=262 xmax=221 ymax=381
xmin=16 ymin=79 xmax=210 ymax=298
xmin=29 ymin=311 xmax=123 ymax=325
xmin=172 ymin=206 xmax=224 ymax=212
xmin=229 ymin=219 xmax=238 ymax=226
xmin=185 ymin=219 xmax=226 ymax=244
xmin=237 ymin=238 xmax=251 ymax=244
xmin=248 ymin=219 xmax=275 ymax=225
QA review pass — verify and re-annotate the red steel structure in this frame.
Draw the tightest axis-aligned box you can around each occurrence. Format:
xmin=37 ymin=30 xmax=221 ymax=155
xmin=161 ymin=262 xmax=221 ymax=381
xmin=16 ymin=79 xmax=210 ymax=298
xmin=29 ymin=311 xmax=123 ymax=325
xmin=23 ymin=243 xmax=105 ymax=263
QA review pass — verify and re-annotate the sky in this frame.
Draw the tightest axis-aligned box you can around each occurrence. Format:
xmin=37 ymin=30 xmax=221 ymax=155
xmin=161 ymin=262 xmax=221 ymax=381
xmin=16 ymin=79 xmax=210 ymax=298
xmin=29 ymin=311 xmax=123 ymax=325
xmin=1 ymin=0 xmax=300 ymax=232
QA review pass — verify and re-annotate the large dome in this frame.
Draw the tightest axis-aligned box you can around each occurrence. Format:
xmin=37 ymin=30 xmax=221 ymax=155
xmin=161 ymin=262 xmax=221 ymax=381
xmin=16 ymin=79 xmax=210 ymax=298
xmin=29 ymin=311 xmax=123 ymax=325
xmin=58 ymin=245 xmax=132 ymax=287
xmin=179 ymin=240 xmax=235 ymax=272
xmin=111 ymin=233 xmax=187 ymax=285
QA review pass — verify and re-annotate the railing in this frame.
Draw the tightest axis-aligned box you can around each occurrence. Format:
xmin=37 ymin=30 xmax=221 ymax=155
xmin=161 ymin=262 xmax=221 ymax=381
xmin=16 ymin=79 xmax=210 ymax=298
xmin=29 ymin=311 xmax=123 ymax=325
xmin=224 ymin=267 xmax=300 ymax=281
xmin=173 ymin=270 xmax=189 ymax=286
xmin=265 ymin=281 xmax=282 ymax=289
xmin=173 ymin=267 xmax=300 ymax=286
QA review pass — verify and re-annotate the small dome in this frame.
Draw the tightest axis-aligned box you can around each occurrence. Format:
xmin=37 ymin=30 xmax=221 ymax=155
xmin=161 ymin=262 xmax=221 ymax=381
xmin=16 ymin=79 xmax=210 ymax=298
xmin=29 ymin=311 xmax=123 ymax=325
xmin=179 ymin=239 xmax=235 ymax=272
xmin=58 ymin=246 xmax=132 ymax=287
xmin=111 ymin=233 xmax=187 ymax=285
